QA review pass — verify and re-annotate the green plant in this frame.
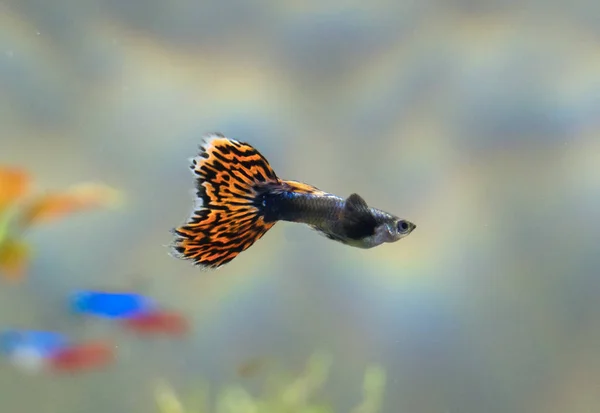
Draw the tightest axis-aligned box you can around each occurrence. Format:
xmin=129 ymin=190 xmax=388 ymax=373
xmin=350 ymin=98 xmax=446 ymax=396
xmin=155 ymin=353 xmax=386 ymax=413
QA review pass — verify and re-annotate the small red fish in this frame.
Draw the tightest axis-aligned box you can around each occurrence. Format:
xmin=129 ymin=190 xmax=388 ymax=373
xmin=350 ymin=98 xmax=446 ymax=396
xmin=121 ymin=310 xmax=190 ymax=336
xmin=47 ymin=341 xmax=115 ymax=372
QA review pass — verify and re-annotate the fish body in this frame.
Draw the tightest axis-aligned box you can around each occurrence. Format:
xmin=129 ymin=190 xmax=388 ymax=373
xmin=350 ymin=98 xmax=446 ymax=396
xmin=171 ymin=133 xmax=416 ymax=269
xmin=260 ymin=188 xmax=413 ymax=249
xmin=69 ymin=290 xmax=156 ymax=319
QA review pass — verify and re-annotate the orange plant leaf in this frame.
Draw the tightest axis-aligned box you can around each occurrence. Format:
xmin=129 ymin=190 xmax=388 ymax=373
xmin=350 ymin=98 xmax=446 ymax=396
xmin=0 ymin=167 xmax=30 ymax=213
xmin=0 ymin=238 xmax=30 ymax=282
xmin=21 ymin=182 xmax=122 ymax=226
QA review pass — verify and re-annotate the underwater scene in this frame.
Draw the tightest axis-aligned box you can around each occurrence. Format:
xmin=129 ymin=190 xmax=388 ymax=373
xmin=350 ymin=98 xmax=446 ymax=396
xmin=1 ymin=1 xmax=600 ymax=412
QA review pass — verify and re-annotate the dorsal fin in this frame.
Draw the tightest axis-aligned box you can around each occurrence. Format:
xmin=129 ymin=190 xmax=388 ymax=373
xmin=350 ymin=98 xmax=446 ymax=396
xmin=341 ymin=193 xmax=377 ymax=239
xmin=344 ymin=193 xmax=369 ymax=214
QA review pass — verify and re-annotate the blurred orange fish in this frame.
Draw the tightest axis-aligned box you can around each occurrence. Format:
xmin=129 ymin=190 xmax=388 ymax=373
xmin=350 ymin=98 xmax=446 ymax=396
xmin=0 ymin=167 xmax=30 ymax=213
xmin=0 ymin=165 xmax=121 ymax=282
xmin=19 ymin=182 xmax=122 ymax=227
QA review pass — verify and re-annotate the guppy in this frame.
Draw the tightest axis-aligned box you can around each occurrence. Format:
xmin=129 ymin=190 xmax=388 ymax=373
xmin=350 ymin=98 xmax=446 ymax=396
xmin=171 ymin=133 xmax=416 ymax=269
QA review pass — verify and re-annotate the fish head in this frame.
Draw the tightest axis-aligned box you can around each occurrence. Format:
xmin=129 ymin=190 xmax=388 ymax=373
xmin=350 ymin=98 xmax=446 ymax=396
xmin=374 ymin=216 xmax=416 ymax=245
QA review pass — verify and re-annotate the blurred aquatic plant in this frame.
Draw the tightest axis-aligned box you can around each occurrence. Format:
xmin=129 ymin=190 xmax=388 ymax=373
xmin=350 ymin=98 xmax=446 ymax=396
xmin=0 ymin=166 xmax=122 ymax=282
xmin=350 ymin=365 xmax=386 ymax=413
xmin=155 ymin=352 xmax=386 ymax=413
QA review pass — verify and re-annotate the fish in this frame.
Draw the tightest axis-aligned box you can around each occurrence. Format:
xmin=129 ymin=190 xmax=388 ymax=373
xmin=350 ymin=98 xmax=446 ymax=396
xmin=69 ymin=290 xmax=157 ymax=319
xmin=0 ymin=330 xmax=115 ymax=374
xmin=0 ymin=167 xmax=121 ymax=282
xmin=0 ymin=330 xmax=71 ymax=373
xmin=47 ymin=341 xmax=115 ymax=373
xmin=171 ymin=133 xmax=416 ymax=269
xmin=0 ymin=329 xmax=70 ymax=358
xmin=120 ymin=309 xmax=190 ymax=336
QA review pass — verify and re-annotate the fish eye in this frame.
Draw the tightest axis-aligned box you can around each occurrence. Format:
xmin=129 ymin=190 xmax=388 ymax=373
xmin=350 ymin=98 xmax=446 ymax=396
xmin=397 ymin=220 xmax=410 ymax=233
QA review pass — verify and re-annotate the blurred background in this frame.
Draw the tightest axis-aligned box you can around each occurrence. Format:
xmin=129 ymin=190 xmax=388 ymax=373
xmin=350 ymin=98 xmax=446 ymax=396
xmin=1 ymin=0 xmax=600 ymax=412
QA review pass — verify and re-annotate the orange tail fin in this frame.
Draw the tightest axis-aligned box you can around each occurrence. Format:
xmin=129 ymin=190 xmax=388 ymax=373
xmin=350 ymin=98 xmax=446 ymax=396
xmin=171 ymin=134 xmax=280 ymax=269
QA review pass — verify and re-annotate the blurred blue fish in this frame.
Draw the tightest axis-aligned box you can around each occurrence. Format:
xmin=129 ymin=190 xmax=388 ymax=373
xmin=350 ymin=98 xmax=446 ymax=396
xmin=69 ymin=290 xmax=156 ymax=319
xmin=0 ymin=329 xmax=70 ymax=358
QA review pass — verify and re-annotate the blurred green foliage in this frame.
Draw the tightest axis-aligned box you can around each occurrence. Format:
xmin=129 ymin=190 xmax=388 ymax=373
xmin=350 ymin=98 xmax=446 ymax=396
xmin=155 ymin=353 xmax=386 ymax=413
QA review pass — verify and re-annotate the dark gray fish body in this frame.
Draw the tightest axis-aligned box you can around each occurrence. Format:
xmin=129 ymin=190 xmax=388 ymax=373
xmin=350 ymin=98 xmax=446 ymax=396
xmin=260 ymin=189 xmax=416 ymax=249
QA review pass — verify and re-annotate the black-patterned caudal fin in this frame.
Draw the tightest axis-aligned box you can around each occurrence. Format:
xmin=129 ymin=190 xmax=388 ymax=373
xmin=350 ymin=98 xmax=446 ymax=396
xmin=170 ymin=133 xmax=281 ymax=269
